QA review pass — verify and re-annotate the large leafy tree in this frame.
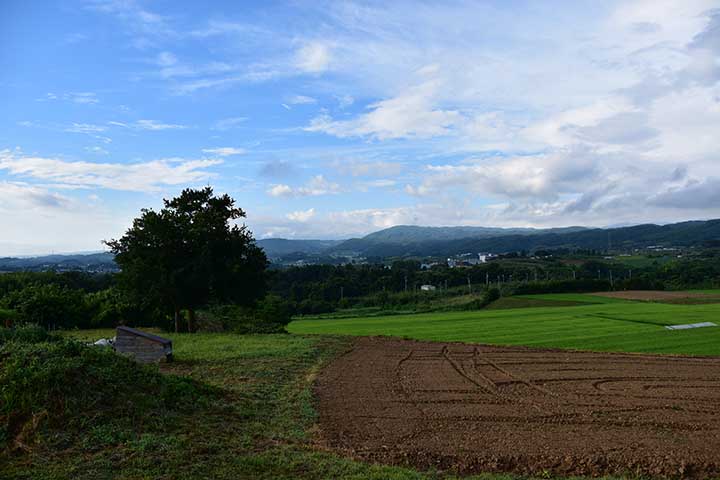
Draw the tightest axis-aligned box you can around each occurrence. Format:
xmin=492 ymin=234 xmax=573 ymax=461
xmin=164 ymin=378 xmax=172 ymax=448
xmin=106 ymin=187 xmax=267 ymax=332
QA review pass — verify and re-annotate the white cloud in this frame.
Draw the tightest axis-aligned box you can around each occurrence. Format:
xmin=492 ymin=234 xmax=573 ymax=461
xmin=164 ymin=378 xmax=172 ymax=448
xmin=40 ymin=92 xmax=99 ymax=104
xmin=295 ymin=42 xmax=332 ymax=73
xmin=134 ymin=119 xmax=187 ymax=130
xmin=68 ymin=92 xmax=99 ymax=104
xmin=66 ymin=123 xmax=107 ymax=134
xmin=0 ymin=182 xmax=126 ymax=256
xmin=0 ymin=149 xmax=221 ymax=192
xmin=357 ymin=179 xmax=397 ymax=191
xmin=84 ymin=146 xmax=109 ymax=155
xmin=288 ymin=94 xmax=317 ymax=105
xmin=286 ymin=208 xmax=316 ymax=222
xmin=268 ymin=184 xmax=293 ymax=197
xmin=156 ymin=51 xmax=178 ymax=67
xmin=334 ymin=160 xmax=404 ymax=177
xmin=201 ymin=147 xmax=246 ymax=156
xmin=306 ymin=82 xmax=461 ymax=140
xmin=336 ymin=94 xmax=354 ymax=108
xmin=213 ymin=117 xmax=248 ymax=130
xmin=267 ymin=175 xmax=340 ymax=197
xmin=86 ymin=0 xmax=175 ymax=47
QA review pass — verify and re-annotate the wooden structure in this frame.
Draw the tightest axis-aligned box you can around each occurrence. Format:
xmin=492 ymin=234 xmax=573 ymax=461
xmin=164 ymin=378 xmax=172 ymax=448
xmin=115 ymin=326 xmax=173 ymax=364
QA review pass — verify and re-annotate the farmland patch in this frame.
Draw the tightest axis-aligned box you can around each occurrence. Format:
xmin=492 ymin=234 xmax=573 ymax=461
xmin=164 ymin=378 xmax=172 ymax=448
xmin=315 ymin=337 xmax=720 ymax=478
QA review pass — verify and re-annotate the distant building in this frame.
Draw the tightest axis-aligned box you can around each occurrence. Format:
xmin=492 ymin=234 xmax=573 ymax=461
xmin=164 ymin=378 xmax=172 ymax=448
xmin=420 ymin=284 xmax=437 ymax=291
xmin=421 ymin=262 xmax=441 ymax=270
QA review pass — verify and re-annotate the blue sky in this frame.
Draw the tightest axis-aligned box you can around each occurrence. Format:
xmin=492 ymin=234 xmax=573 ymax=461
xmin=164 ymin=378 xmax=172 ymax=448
xmin=1 ymin=0 xmax=719 ymax=255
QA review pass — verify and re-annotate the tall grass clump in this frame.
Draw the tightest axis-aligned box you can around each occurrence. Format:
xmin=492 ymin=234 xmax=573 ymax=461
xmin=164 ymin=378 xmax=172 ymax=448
xmin=0 ymin=326 xmax=212 ymax=454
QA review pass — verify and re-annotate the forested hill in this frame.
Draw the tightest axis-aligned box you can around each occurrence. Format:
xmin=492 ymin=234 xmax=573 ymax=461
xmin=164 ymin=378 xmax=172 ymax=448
xmin=329 ymin=220 xmax=720 ymax=257
xmin=355 ymin=225 xmax=588 ymax=244
xmin=256 ymin=239 xmax=343 ymax=257
xmin=0 ymin=253 xmax=117 ymax=272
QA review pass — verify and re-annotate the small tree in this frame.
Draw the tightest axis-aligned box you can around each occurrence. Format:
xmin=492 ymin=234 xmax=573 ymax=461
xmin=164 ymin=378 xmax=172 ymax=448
xmin=106 ymin=187 xmax=267 ymax=332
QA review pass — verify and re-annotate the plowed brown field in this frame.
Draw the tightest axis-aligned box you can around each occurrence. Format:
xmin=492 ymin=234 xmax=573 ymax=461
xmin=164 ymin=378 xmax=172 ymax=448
xmin=593 ymin=290 xmax=720 ymax=301
xmin=315 ymin=337 xmax=720 ymax=478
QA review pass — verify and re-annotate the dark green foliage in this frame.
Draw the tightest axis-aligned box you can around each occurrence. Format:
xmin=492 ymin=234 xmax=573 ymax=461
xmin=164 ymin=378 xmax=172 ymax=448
xmin=199 ymin=295 xmax=293 ymax=333
xmin=0 ymin=271 xmax=113 ymax=299
xmin=511 ymin=280 xmax=612 ymax=295
xmin=0 ymin=284 xmax=90 ymax=330
xmin=0 ymin=324 xmax=54 ymax=344
xmin=0 ymin=335 xmax=209 ymax=452
xmin=484 ymin=287 xmax=501 ymax=304
xmin=85 ymin=287 xmax=164 ymax=329
xmin=106 ymin=187 xmax=267 ymax=332
xmin=0 ymin=309 xmax=18 ymax=328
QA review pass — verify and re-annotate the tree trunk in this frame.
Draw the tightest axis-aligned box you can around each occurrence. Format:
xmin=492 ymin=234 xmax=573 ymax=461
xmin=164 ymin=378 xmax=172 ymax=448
xmin=187 ymin=308 xmax=196 ymax=333
xmin=174 ymin=308 xmax=180 ymax=333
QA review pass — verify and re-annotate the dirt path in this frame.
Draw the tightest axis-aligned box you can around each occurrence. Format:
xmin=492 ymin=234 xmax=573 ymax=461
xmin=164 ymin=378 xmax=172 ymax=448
xmin=314 ymin=337 xmax=720 ymax=478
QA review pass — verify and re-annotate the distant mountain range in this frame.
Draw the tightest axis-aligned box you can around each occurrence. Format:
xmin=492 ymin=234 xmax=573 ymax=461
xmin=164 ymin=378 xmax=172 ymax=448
xmin=332 ymin=225 xmax=589 ymax=254
xmin=255 ymin=239 xmax=343 ymax=258
xmin=258 ymin=220 xmax=720 ymax=259
xmin=0 ymin=252 xmax=117 ymax=272
xmin=3 ymin=220 xmax=719 ymax=270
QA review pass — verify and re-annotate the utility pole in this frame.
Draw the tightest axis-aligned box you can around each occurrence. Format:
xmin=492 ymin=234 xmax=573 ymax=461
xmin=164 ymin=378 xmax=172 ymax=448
xmin=486 ymin=272 xmax=489 ymax=285
xmin=404 ymin=275 xmax=408 ymax=293
xmin=340 ymin=286 xmax=344 ymax=301
xmin=467 ymin=276 xmax=471 ymax=294
xmin=572 ymin=269 xmax=576 ymax=280
xmin=609 ymin=270 xmax=614 ymax=288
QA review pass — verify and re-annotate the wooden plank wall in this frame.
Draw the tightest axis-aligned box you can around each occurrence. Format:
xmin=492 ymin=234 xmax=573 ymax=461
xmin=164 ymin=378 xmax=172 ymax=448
xmin=115 ymin=330 xmax=169 ymax=363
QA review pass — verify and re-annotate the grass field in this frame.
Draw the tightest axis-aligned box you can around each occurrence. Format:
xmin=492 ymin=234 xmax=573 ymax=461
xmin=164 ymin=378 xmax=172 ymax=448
xmin=289 ymin=293 xmax=720 ymax=356
xmin=6 ymin=330 xmax=530 ymax=480
xmin=6 ymin=292 xmax=719 ymax=479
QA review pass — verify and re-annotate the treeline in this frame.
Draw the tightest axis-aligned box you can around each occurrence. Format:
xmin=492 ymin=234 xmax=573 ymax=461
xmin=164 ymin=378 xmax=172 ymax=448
xmin=269 ymin=254 xmax=720 ymax=314
xmin=0 ymin=271 xmax=154 ymax=330
xmin=0 ymin=270 xmax=294 ymax=333
xmin=2 ymin=250 xmax=719 ymax=328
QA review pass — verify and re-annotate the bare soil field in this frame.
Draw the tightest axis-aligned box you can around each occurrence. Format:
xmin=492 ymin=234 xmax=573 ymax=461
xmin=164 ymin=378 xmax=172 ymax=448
xmin=315 ymin=337 xmax=720 ymax=478
xmin=592 ymin=290 xmax=720 ymax=302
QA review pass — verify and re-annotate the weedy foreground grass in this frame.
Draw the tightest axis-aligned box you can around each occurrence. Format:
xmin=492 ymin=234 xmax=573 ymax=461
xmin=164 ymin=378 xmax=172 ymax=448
xmin=2 ymin=331 xmax=528 ymax=480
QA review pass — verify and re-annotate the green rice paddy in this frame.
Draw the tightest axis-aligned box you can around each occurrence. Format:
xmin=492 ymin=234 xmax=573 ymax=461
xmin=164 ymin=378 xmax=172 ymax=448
xmin=289 ymin=293 xmax=720 ymax=356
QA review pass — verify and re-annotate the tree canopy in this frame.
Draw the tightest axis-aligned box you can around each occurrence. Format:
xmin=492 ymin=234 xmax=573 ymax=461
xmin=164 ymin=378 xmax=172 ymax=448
xmin=106 ymin=187 xmax=267 ymax=332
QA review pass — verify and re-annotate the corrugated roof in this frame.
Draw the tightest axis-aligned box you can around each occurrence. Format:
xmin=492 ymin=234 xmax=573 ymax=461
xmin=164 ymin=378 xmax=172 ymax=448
xmin=116 ymin=326 xmax=172 ymax=345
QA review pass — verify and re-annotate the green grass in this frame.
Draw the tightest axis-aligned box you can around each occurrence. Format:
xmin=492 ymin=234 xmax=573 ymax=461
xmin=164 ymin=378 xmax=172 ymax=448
xmin=7 ymin=292 xmax=719 ymax=479
xmin=5 ymin=330 xmax=539 ymax=480
xmin=289 ymin=294 xmax=720 ymax=356
xmin=611 ymin=255 xmax=673 ymax=268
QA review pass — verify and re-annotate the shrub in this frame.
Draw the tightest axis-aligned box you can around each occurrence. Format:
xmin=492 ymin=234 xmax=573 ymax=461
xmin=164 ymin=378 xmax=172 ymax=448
xmin=0 ymin=309 xmax=19 ymax=329
xmin=198 ymin=295 xmax=293 ymax=334
xmin=0 ymin=337 xmax=210 ymax=451
xmin=1 ymin=284 xmax=90 ymax=330
xmin=484 ymin=287 xmax=501 ymax=304
xmin=0 ymin=324 xmax=54 ymax=345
